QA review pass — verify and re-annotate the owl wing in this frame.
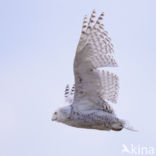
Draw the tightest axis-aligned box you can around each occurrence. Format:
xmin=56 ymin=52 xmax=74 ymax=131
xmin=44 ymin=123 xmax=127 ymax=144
xmin=73 ymin=10 xmax=119 ymax=113
xmin=64 ymin=84 xmax=75 ymax=104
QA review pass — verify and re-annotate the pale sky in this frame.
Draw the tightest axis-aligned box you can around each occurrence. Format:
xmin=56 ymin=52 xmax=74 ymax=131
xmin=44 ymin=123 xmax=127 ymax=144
xmin=0 ymin=0 xmax=156 ymax=156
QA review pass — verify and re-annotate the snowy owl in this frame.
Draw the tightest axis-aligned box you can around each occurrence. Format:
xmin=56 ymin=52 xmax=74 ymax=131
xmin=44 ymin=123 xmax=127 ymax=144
xmin=52 ymin=10 xmax=135 ymax=131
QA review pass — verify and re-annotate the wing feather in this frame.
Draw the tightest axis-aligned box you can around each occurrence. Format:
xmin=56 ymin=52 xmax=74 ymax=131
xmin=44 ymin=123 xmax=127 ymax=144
xmin=72 ymin=10 xmax=119 ymax=113
xmin=64 ymin=84 xmax=75 ymax=104
xmin=99 ymin=70 xmax=119 ymax=103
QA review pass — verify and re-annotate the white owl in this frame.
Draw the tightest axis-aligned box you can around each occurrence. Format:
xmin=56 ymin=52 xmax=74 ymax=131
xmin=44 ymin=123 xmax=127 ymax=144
xmin=52 ymin=10 xmax=135 ymax=131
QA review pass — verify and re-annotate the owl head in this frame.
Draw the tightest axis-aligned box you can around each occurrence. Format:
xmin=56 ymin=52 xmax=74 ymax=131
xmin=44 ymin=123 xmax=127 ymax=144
xmin=51 ymin=106 xmax=71 ymax=122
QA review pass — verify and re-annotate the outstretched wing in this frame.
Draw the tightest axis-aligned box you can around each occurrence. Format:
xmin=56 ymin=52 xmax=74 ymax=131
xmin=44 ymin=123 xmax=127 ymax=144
xmin=73 ymin=10 xmax=119 ymax=113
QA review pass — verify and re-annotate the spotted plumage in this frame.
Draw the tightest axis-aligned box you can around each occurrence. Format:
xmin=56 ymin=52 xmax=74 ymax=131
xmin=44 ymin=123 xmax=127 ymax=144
xmin=52 ymin=10 xmax=135 ymax=131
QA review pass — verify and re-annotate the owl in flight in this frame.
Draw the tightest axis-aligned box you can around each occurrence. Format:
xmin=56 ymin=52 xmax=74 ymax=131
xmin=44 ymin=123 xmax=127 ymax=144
xmin=52 ymin=10 xmax=135 ymax=131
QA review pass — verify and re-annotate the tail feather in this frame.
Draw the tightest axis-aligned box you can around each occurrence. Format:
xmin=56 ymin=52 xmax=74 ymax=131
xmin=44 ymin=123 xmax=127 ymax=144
xmin=121 ymin=119 xmax=138 ymax=132
xmin=111 ymin=119 xmax=137 ymax=132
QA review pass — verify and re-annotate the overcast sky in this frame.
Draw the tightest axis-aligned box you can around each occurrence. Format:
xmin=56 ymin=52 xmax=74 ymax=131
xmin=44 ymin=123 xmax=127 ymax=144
xmin=0 ymin=0 xmax=156 ymax=156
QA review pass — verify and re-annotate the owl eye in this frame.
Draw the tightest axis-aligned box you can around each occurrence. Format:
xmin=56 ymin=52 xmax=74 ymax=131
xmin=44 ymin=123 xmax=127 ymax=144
xmin=54 ymin=112 xmax=57 ymax=115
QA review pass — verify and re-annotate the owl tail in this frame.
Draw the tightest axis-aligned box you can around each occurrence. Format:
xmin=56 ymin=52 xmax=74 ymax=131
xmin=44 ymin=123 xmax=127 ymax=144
xmin=111 ymin=119 xmax=137 ymax=132
xmin=121 ymin=119 xmax=138 ymax=132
